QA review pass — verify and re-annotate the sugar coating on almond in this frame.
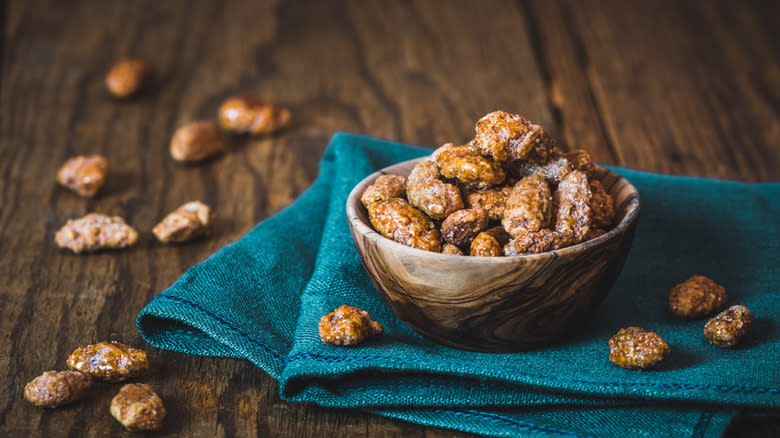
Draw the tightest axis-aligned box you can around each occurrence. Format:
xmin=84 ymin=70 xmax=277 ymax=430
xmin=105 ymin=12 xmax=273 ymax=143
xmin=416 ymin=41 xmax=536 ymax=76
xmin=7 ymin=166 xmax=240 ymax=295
xmin=669 ymin=275 xmax=727 ymax=319
xmin=153 ymin=201 xmax=215 ymax=243
xmin=55 ymin=214 xmax=138 ymax=254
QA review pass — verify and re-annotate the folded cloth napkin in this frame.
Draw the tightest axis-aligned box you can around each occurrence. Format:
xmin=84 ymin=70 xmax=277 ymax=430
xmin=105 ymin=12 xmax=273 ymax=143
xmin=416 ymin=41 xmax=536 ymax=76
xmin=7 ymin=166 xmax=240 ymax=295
xmin=137 ymin=132 xmax=780 ymax=438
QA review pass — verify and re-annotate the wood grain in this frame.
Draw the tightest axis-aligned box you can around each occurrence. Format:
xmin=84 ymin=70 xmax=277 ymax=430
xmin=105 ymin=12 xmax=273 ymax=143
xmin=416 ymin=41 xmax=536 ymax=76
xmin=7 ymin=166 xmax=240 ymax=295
xmin=1 ymin=0 xmax=777 ymax=436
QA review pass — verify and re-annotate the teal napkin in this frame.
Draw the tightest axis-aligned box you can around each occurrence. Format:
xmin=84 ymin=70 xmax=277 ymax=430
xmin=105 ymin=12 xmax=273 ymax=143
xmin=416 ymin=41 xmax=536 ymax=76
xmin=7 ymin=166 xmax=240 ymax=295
xmin=137 ymin=132 xmax=780 ymax=438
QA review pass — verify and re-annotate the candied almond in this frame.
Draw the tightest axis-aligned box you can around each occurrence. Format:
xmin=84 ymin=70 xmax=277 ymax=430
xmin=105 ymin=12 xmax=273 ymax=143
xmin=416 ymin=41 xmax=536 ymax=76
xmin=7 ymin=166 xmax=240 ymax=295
xmin=67 ymin=341 xmax=149 ymax=382
xmin=608 ymin=327 xmax=670 ymax=370
xmin=504 ymin=229 xmax=572 ymax=256
xmin=105 ymin=58 xmax=155 ymax=98
xmin=405 ymin=160 xmax=463 ymax=220
xmin=472 ymin=110 xmax=554 ymax=162
xmin=553 ymin=170 xmax=592 ymax=243
xmin=441 ymin=208 xmax=489 ymax=247
xmin=502 ymin=175 xmax=552 ymax=238
xmin=24 ymin=371 xmax=92 ymax=408
xmin=55 ymin=214 xmax=138 ymax=254
xmin=704 ymin=305 xmax=753 ymax=348
xmin=56 ymin=155 xmax=109 ymax=197
xmin=367 ymin=198 xmax=441 ymax=252
xmin=564 ymin=150 xmax=596 ymax=179
xmin=465 ymin=185 xmax=512 ymax=221
xmin=170 ymin=121 xmax=227 ymax=162
xmin=441 ymin=243 xmax=464 ymax=255
xmin=361 ymin=174 xmax=407 ymax=207
xmin=470 ymin=231 xmax=503 ymax=257
xmin=153 ymin=201 xmax=215 ymax=243
xmin=508 ymin=151 xmax=572 ymax=185
xmin=433 ymin=143 xmax=505 ymax=188
xmin=218 ymin=96 xmax=291 ymax=135
xmin=110 ymin=383 xmax=166 ymax=431
xmin=589 ymin=179 xmax=615 ymax=229
xmin=669 ymin=275 xmax=727 ymax=320
xmin=319 ymin=305 xmax=383 ymax=346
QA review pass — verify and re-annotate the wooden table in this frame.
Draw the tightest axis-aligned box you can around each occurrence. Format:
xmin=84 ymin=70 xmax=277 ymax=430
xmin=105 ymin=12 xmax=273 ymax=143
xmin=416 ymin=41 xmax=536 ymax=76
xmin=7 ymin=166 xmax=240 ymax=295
xmin=2 ymin=0 xmax=778 ymax=436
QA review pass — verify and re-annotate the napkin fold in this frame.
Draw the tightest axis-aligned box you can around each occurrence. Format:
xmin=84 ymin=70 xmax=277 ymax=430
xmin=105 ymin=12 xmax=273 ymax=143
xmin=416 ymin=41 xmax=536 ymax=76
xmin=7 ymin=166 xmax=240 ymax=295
xmin=138 ymin=132 xmax=780 ymax=438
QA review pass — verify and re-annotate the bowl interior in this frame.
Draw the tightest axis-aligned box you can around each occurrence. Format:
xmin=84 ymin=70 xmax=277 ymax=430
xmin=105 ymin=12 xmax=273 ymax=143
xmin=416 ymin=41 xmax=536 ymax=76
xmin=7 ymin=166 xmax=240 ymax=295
xmin=347 ymin=157 xmax=640 ymax=261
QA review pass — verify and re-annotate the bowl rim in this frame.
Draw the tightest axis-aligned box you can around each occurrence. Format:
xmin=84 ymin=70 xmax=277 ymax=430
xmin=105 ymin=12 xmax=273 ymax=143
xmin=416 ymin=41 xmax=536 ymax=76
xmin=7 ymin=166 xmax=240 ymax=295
xmin=346 ymin=156 xmax=640 ymax=263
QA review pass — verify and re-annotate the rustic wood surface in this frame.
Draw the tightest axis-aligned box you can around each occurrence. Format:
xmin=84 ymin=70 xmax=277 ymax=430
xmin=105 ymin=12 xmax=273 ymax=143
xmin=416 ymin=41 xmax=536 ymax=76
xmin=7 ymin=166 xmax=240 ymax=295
xmin=1 ymin=0 xmax=778 ymax=436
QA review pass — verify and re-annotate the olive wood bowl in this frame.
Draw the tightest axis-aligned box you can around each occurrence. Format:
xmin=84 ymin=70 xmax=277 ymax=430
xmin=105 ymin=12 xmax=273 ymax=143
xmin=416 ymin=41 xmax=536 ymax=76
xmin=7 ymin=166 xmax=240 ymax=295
xmin=346 ymin=157 xmax=640 ymax=352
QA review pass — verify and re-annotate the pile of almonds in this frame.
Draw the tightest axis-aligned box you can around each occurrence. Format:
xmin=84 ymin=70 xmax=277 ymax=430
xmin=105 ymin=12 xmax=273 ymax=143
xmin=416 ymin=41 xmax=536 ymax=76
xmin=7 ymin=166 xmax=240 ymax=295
xmin=360 ymin=111 xmax=615 ymax=257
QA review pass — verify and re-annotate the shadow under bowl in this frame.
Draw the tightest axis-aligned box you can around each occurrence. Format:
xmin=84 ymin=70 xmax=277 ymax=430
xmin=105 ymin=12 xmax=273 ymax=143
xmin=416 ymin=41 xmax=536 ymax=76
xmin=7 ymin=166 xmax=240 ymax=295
xmin=346 ymin=157 xmax=640 ymax=352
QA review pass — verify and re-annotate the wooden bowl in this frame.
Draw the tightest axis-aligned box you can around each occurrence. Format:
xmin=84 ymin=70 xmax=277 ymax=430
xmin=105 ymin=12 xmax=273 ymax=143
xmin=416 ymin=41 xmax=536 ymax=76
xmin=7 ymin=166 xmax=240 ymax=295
xmin=346 ymin=157 xmax=641 ymax=352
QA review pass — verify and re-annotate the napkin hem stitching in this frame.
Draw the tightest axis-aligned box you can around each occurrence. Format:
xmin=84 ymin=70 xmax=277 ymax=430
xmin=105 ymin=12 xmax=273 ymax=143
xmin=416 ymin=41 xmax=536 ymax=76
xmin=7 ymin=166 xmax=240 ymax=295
xmin=285 ymin=352 xmax=780 ymax=396
xmin=157 ymin=294 xmax=285 ymax=362
xmin=154 ymin=292 xmax=780 ymax=398
xmin=435 ymin=408 xmax=600 ymax=438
